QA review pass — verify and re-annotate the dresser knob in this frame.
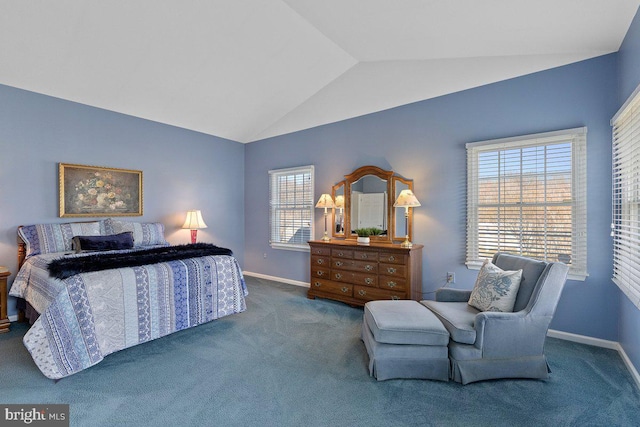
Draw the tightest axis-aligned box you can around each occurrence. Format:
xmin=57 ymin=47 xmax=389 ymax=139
xmin=317 ymin=271 xmax=324 ymax=276
xmin=365 ymin=265 xmax=373 ymax=271
xmin=314 ymin=282 xmax=322 ymax=287
xmin=341 ymin=287 xmax=349 ymax=293
xmin=361 ymin=254 xmax=368 ymax=259
xmin=335 ymin=261 xmax=343 ymax=267
xmin=387 ymin=281 xmax=396 ymax=288
xmin=365 ymin=278 xmax=373 ymax=285
xmin=358 ymin=289 xmax=367 ymax=296
xmin=335 ymin=273 xmax=342 ymax=280
xmin=389 ymin=256 xmax=396 ymax=262
xmin=387 ymin=267 xmax=397 ymax=274
xmin=391 ymin=295 xmax=399 ymax=300
xmin=317 ymin=259 xmax=324 ymax=265
xmin=338 ymin=252 xmax=344 ymax=256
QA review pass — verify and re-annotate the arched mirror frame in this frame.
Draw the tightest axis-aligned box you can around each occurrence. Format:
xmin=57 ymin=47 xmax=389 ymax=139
xmin=331 ymin=180 xmax=346 ymax=238
xmin=331 ymin=165 xmax=415 ymax=244
xmin=391 ymin=175 xmax=415 ymax=243
xmin=345 ymin=166 xmax=393 ymax=243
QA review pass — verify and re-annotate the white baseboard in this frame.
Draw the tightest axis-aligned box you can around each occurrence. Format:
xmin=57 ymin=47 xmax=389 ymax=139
xmin=242 ymin=271 xmax=309 ymax=288
xmin=548 ymin=328 xmax=640 ymax=390
xmin=616 ymin=342 xmax=640 ymax=391
xmin=547 ymin=329 xmax=618 ymax=349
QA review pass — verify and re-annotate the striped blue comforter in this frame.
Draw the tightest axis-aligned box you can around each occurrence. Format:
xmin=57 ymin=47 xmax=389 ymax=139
xmin=10 ymin=249 xmax=247 ymax=379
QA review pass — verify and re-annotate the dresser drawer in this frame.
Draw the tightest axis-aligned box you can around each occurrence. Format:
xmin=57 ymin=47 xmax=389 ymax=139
xmin=331 ymin=248 xmax=353 ymax=259
xmin=378 ymin=275 xmax=407 ymax=291
xmin=311 ymin=255 xmax=331 ymax=267
xmin=352 ymin=272 xmax=377 ymax=287
xmin=332 ymin=271 xmax=377 ymax=287
xmin=380 ymin=263 xmax=407 ymax=278
xmin=333 ymin=259 xmax=378 ymax=273
xmin=311 ymin=266 xmax=331 ymax=279
xmin=310 ymin=245 xmax=331 ymax=256
xmin=379 ymin=252 xmax=405 ymax=264
xmin=310 ymin=279 xmax=352 ymax=297
xmin=354 ymin=286 xmax=405 ymax=302
xmin=353 ymin=250 xmax=378 ymax=262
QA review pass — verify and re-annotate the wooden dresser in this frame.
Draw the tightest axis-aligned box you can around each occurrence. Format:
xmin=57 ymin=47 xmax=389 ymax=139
xmin=0 ymin=266 xmax=10 ymax=333
xmin=308 ymin=240 xmax=423 ymax=306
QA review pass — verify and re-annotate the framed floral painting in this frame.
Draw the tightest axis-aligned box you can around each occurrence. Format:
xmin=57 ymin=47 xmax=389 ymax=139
xmin=59 ymin=163 xmax=143 ymax=217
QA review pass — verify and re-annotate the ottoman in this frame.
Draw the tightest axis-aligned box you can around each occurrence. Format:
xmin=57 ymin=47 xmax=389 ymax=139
xmin=362 ymin=300 xmax=450 ymax=381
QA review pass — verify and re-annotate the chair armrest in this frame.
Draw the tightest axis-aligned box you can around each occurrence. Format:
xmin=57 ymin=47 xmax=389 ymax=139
xmin=435 ymin=288 xmax=472 ymax=302
xmin=474 ymin=311 xmax=551 ymax=358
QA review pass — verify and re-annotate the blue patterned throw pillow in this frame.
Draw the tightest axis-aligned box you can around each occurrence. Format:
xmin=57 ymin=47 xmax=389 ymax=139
xmin=104 ymin=218 xmax=168 ymax=247
xmin=468 ymin=259 xmax=523 ymax=312
xmin=19 ymin=222 xmax=102 ymax=258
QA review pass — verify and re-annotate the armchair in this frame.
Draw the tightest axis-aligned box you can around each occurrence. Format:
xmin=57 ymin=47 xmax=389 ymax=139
xmin=421 ymin=253 xmax=569 ymax=384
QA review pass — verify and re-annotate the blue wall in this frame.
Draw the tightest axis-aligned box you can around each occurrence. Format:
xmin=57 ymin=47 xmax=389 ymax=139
xmin=245 ymin=54 xmax=620 ymax=341
xmin=617 ymin=8 xmax=640 ymax=376
xmin=0 ymin=84 xmax=246 ymax=318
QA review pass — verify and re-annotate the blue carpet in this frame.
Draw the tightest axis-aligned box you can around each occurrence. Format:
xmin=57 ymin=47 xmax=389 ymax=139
xmin=1 ymin=276 xmax=639 ymax=426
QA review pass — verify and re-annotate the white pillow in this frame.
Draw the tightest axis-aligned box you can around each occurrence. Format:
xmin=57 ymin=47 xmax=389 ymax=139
xmin=468 ymin=259 xmax=523 ymax=312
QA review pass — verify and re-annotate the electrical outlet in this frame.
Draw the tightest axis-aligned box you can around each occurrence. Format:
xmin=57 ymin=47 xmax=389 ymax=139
xmin=263 ymin=253 xmax=267 ymax=259
xmin=446 ymin=272 xmax=455 ymax=283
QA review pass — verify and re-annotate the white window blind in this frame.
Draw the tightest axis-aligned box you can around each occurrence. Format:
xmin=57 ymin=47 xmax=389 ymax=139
xmin=269 ymin=165 xmax=314 ymax=251
xmin=466 ymin=128 xmax=587 ymax=280
xmin=612 ymin=87 xmax=640 ymax=309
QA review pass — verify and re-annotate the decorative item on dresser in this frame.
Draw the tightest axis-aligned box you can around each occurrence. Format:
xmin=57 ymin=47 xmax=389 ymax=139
xmin=308 ymin=240 xmax=423 ymax=306
xmin=0 ymin=266 xmax=10 ymax=333
xmin=315 ymin=194 xmax=335 ymax=242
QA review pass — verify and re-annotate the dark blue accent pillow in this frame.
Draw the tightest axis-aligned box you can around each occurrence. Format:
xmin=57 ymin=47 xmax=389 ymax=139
xmin=72 ymin=232 xmax=135 ymax=253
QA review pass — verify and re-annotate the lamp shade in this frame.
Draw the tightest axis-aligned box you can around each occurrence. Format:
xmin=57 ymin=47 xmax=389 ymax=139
xmin=393 ymin=189 xmax=421 ymax=208
xmin=334 ymin=195 xmax=344 ymax=209
xmin=182 ymin=210 xmax=208 ymax=229
xmin=315 ymin=194 xmax=335 ymax=209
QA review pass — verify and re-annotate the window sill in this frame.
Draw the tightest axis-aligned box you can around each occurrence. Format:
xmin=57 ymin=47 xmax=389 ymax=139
xmin=269 ymin=242 xmax=310 ymax=252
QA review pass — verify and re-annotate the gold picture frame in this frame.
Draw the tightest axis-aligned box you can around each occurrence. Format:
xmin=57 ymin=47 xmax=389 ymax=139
xmin=59 ymin=163 xmax=143 ymax=217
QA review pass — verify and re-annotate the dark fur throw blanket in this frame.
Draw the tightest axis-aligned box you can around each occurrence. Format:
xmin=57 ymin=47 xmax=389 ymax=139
xmin=48 ymin=243 xmax=233 ymax=280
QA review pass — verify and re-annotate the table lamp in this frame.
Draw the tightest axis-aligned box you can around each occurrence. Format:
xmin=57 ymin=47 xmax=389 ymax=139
xmin=393 ymin=189 xmax=421 ymax=248
xmin=182 ymin=210 xmax=208 ymax=244
xmin=315 ymin=194 xmax=335 ymax=241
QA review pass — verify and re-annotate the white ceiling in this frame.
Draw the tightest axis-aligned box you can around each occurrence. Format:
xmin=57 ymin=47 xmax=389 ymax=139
xmin=1 ymin=1 xmax=638 ymax=143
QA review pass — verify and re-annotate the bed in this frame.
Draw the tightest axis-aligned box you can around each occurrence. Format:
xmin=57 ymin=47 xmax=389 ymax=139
xmin=9 ymin=219 xmax=247 ymax=379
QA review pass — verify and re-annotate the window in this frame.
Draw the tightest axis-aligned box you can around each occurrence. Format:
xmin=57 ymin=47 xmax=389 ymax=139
xmin=269 ymin=165 xmax=314 ymax=251
xmin=612 ymin=87 xmax=640 ymax=309
xmin=466 ymin=128 xmax=587 ymax=280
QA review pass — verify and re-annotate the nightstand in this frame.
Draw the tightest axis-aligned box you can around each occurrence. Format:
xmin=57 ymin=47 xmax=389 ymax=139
xmin=0 ymin=266 xmax=10 ymax=333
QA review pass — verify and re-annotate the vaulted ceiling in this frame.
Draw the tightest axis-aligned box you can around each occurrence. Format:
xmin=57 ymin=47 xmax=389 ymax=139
xmin=1 ymin=1 xmax=638 ymax=143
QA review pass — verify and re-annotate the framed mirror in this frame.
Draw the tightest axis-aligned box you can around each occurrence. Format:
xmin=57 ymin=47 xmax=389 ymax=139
xmin=345 ymin=166 xmax=393 ymax=242
xmin=392 ymin=176 xmax=414 ymax=243
xmin=332 ymin=181 xmax=346 ymax=237
xmin=330 ymin=166 xmax=415 ymax=244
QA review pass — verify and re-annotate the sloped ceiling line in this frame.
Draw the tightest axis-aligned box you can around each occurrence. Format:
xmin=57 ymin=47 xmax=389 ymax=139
xmin=0 ymin=1 xmax=638 ymax=143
